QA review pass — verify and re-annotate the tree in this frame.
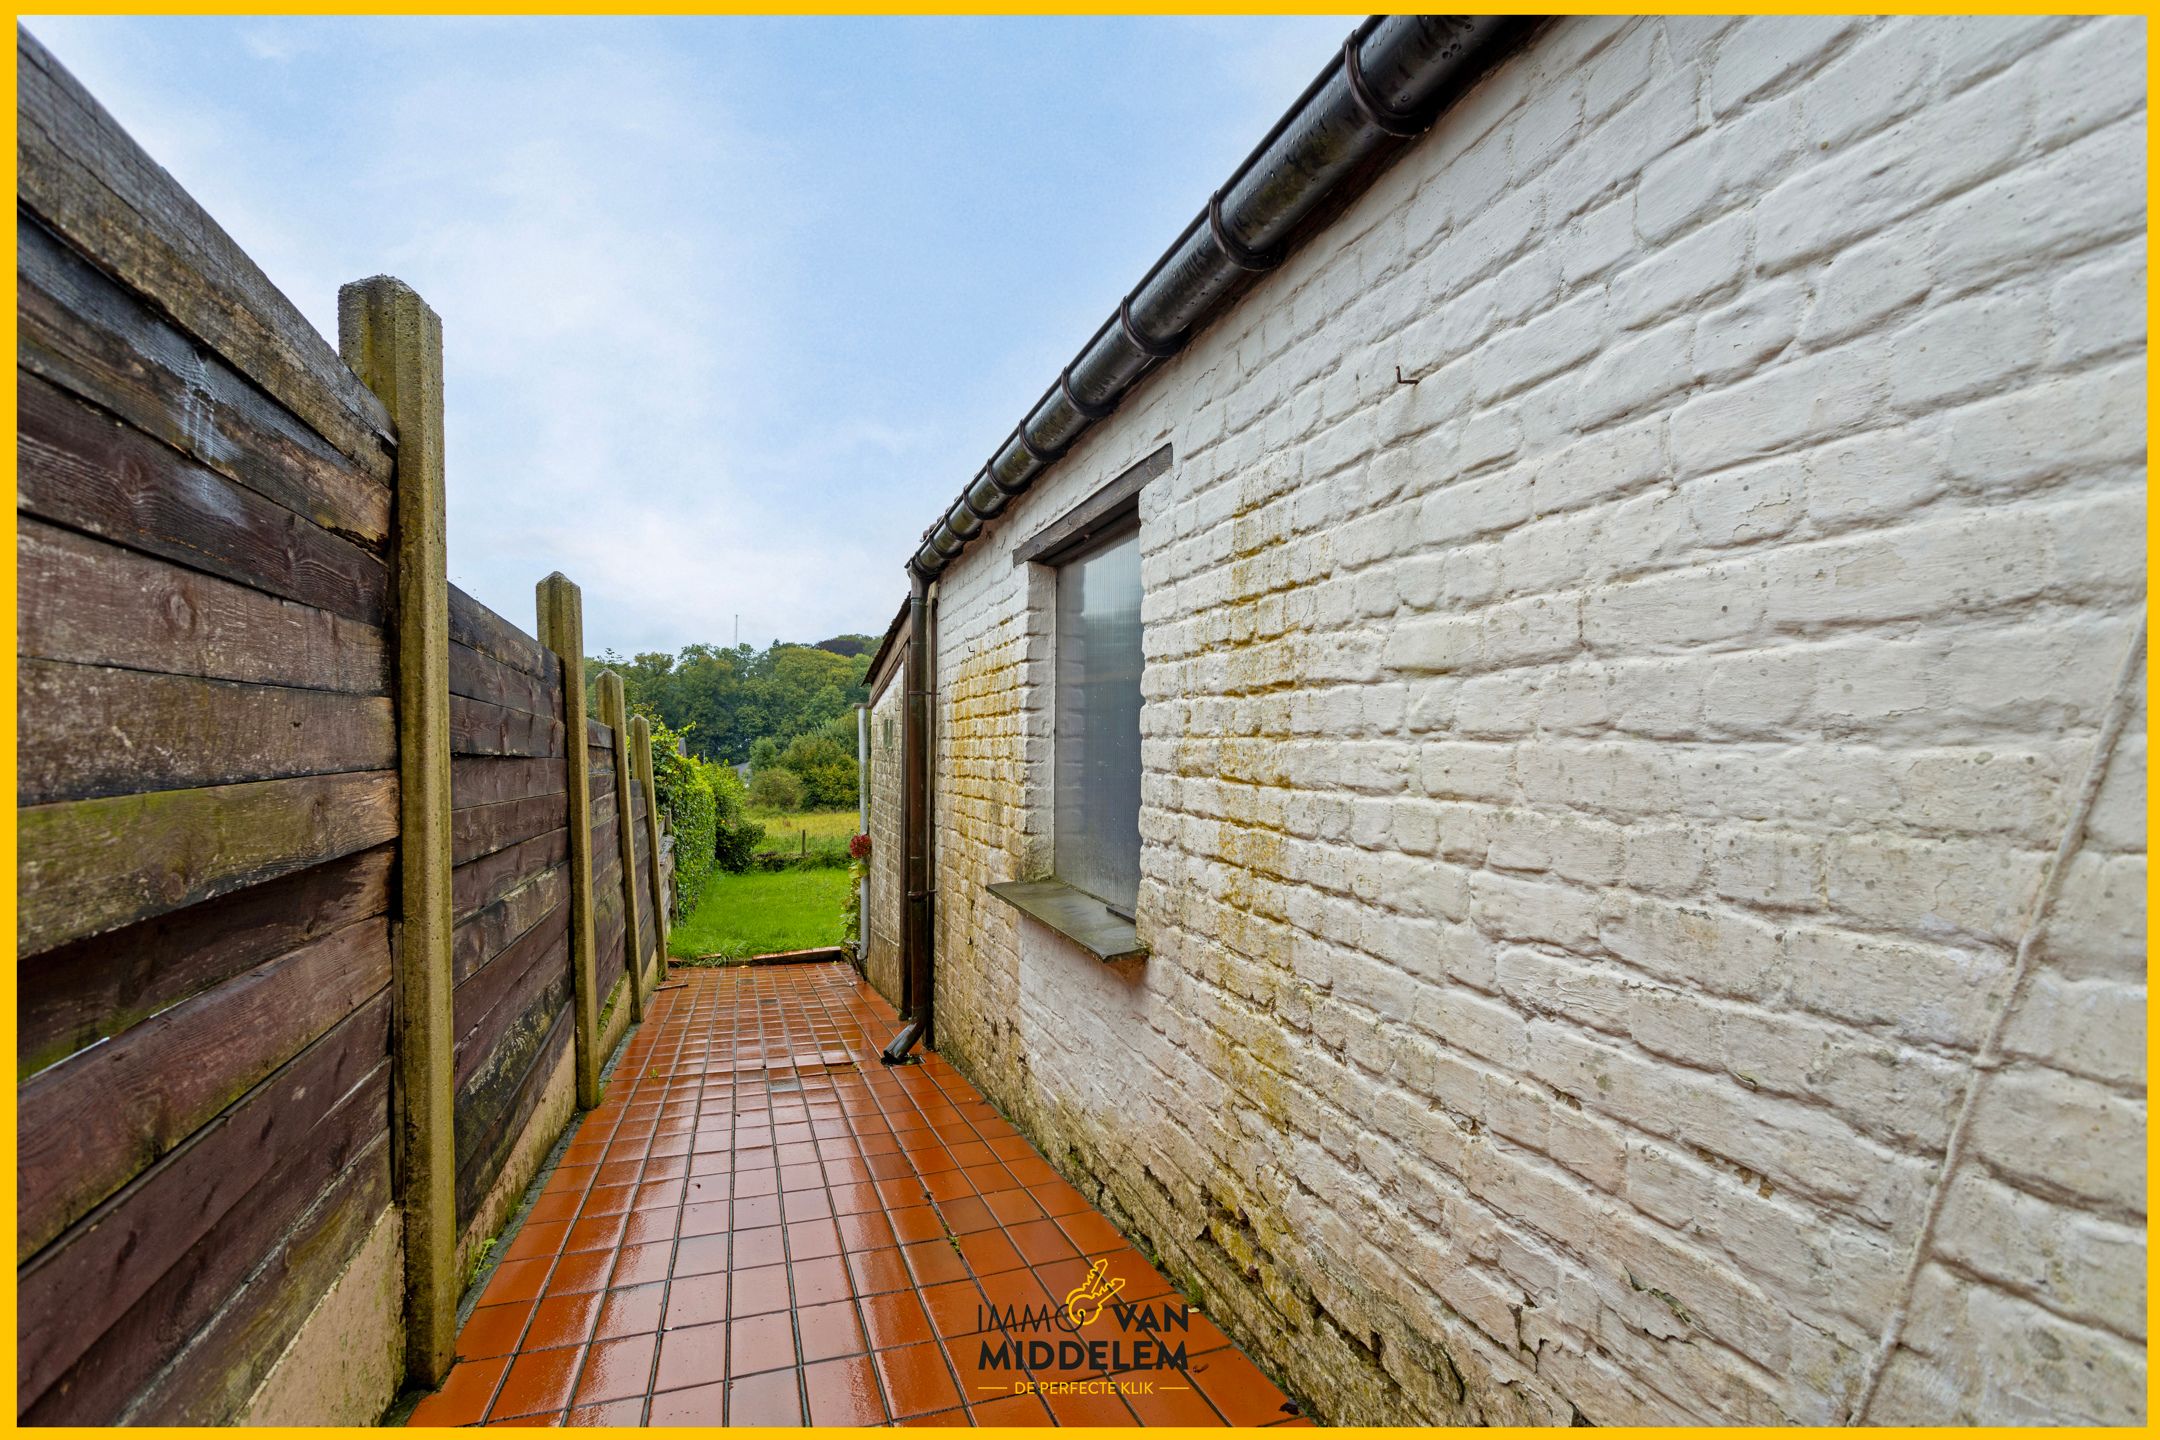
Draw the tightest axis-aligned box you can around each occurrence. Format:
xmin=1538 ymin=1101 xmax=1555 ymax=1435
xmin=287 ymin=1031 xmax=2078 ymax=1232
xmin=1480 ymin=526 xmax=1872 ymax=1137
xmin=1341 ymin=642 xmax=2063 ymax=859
xmin=749 ymin=767 xmax=804 ymax=812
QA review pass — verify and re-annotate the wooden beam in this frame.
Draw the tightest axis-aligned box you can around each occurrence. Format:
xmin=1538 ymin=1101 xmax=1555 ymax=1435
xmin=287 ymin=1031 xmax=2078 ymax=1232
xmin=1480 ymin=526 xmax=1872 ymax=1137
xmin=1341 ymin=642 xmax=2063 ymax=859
xmin=630 ymin=714 xmax=670 ymax=983
xmin=338 ymin=274 xmax=456 ymax=1387
xmin=535 ymin=574 xmax=600 ymax=1110
xmin=594 ymin=671 xmax=645 ymax=1022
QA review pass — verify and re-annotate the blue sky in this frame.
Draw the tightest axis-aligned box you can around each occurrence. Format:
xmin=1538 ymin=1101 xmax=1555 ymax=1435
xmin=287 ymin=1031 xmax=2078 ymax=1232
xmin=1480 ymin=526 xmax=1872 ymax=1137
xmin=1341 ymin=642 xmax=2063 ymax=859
xmin=25 ymin=14 xmax=1347 ymax=655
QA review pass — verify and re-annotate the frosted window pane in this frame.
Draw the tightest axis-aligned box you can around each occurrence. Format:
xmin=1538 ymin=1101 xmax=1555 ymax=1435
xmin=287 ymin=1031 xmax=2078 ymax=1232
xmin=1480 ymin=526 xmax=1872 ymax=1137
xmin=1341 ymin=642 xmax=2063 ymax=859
xmin=1054 ymin=526 xmax=1142 ymax=909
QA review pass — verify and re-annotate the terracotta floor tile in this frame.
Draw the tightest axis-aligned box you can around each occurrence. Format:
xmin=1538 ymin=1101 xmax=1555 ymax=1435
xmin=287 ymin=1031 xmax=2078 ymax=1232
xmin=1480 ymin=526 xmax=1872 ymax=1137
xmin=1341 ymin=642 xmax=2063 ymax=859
xmin=491 ymin=1345 xmax=582 ymax=1419
xmin=729 ymin=1310 xmax=799 ymax=1377
xmin=873 ymin=1340 xmax=963 ymax=1419
xmin=523 ymin=1292 xmax=601 ymax=1351
xmin=408 ymin=1356 xmax=510 ymax=1426
xmin=564 ymin=1397 xmax=644 ymax=1425
xmin=921 ymin=1168 xmax=976 ymax=1203
xmin=502 ymin=1218 xmax=570 ymax=1261
xmin=620 ymin=1209 xmax=678 ymax=1247
xmin=478 ymin=1256 xmax=551 ymax=1308
xmin=670 ymin=1232 xmax=727 ymax=1278
xmin=939 ymin=1194 xmax=1003 ymax=1234
xmin=845 ymin=1247 xmax=912 ymax=1297
xmin=545 ymin=1250 xmax=615 ymax=1295
xmin=970 ymin=1391 xmax=1055 ymax=1425
xmin=887 ymin=1204 xmax=946 ymax=1244
xmin=783 ymin=1188 xmax=834 ymax=1223
xmin=893 ymin=1405 xmax=967 ymax=1426
xmin=838 ymin=1211 xmax=899 ymax=1252
xmin=1005 ymin=1217 xmax=1082 ymax=1267
xmin=610 ymin=1240 xmax=673 ymax=1288
xmin=831 ymin=1182 xmax=887 ymax=1215
xmin=645 ymin=1379 xmax=725 ymax=1424
xmin=458 ymin=1301 xmax=535 ymax=1361
xmin=786 ymin=1218 xmax=843 ymax=1259
xmin=1124 ymin=1375 xmax=1226 ymax=1426
xmin=792 ymin=1254 xmax=857 ymax=1306
xmin=730 ymin=1262 xmax=793 ymax=1317
xmin=727 ymin=1366 xmax=805 ymax=1425
xmin=1038 ymin=1383 xmax=1143 ymax=1426
xmin=734 ymin=1167 xmax=780 ymax=1198
xmin=733 ymin=1193 xmax=783 ymax=1229
xmin=729 ymin=1224 xmax=788 ymax=1270
xmin=653 ymin=1321 xmax=727 ymax=1394
xmin=902 ymin=1238 xmax=971 ymax=1287
xmin=1056 ymin=1210 xmax=1130 ymax=1256
xmin=940 ymin=1331 xmax=1025 ymax=1399
xmin=956 ymin=1228 xmax=1025 ymax=1276
xmin=632 ymin=1177 xmax=684 ymax=1211
xmin=918 ymin=1280 xmax=989 ymax=1339
xmin=1191 ymin=1349 xmax=1296 ymax=1426
xmin=594 ymin=1283 xmax=664 ymax=1340
xmin=976 ymin=1267 xmax=1054 ymax=1322
xmin=484 ymin=1409 xmax=561 ymax=1425
xmin=796 ymin=1298 xmax=870 ymax=1363
xmin=982 ymin=1188 xmax=1046 ymax=1227
xmin=858 ymin=1290 xmax=934 ymax=1351
xmin=662 ymin=1274 xmax=729 ymax=1332
xmin=573 ymin=1334 xmax=656 ymax=1405
xmin=805 ymin=1353 xmax=889 ymax=1425
xmin=1030 ymin=1178 xmax=1093 ymax=1218
xmin=525 ymin=1190 xmax=583 ymax=1226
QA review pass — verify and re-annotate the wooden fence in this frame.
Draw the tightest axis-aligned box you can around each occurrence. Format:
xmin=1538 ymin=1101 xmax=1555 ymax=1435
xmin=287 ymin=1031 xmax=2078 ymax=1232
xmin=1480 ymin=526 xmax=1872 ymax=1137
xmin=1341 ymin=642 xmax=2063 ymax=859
xmin=15 ymin=27 xmax=673 ymax=1424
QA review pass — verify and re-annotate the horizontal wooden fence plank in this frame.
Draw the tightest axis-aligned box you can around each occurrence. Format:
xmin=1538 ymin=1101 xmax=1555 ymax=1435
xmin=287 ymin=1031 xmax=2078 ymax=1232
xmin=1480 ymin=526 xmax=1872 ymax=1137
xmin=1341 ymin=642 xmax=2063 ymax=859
xmin=449 ymin=692 xmax=564 ymax=760
xmin=451 ymin=755 xmax=566 ymax=811
xmin=16 ymin=991 xmax=390 ymax=1411
xmin=452 ymin=864 xmax=566 ymax=989
xmin=18 ymin=770 xmax=398 ymax=956
xmin=447 ymin=585 xmax=553 ymax=681
xmin=453 ymin=829 xmax=568 ymax=925
xmin=17 ymin=29 xmax=393 ymax=475
xmin=452 ymin=793 xmax=568 ymax=869
xmin=456 ymin=1010 xmax=569 ymax=1227
xmin=453 ymin=920 xmax=570 ymax=1091
xmin=22 ymin=1056 xmax=390 ymax=1424
xmin=123 ymin=1134 xmax=391 ymax=1425
xmin=19 ymin=373 xmax=389 ymax=625
xmin=449 ymin=638 xmax=556 ymax=721
xmin=18 ymin=518 xmax=388 ymax=695
xmin=18 ymin=916 xmax=391 ymax=1260
xmin=18 ymin=214 xmax=389 ymax=547
xmin=18 ymin=658 xmax=394 ymax=807
xmin=18 ymin=844 xmax=391 ymax=1082
xmin=586 ymin=719 xmax=613 ymax=750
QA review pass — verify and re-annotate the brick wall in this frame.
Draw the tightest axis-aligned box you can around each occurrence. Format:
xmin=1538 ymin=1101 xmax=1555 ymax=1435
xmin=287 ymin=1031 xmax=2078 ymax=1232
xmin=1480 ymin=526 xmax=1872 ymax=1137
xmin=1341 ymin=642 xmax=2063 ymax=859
xmin=909 ymin=15 xmax=2147 ymax=1425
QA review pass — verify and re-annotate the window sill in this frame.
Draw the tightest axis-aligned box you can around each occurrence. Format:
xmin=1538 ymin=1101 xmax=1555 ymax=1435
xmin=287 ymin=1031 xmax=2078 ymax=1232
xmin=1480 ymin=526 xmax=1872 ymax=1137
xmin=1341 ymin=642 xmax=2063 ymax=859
xmin=985 ymin=878 xmax=1146 ymax=962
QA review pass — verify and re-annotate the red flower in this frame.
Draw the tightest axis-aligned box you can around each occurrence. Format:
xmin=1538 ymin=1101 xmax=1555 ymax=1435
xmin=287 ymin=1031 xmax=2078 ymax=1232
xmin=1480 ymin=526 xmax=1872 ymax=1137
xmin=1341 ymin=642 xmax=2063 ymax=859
xmin=849 ymin=832 xmax=872 ymax=859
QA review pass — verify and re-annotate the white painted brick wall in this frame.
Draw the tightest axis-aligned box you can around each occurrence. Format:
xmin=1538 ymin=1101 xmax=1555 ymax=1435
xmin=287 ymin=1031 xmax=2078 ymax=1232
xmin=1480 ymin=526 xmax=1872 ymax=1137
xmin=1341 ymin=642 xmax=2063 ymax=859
xmin=903 ymin=16 xmax=2147 ymax=1425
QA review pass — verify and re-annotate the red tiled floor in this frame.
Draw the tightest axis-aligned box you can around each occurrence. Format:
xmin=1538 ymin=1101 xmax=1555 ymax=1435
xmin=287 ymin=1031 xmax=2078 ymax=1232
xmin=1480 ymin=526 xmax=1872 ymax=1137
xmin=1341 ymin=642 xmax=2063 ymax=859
xmin=410 ymin=961 xmax=1295 ymax=1427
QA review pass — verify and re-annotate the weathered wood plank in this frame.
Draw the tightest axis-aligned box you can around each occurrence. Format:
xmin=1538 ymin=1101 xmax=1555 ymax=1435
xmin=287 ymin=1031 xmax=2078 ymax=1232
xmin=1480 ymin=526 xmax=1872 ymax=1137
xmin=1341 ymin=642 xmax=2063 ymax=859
xmin=448 ymin=584 xmax=551 ymax=679
xmin=455 ymin=1007 xmax=570 ymax=1226
xmin=452 ymin=792 xmax=568 ymax=869
xmin=586 ymin=718 xmax=613 ymax=750
xmin=449 ymin=636 xmax=556 ymax=720
xmin=18 ymin=215 xmax=389 ymax=545
xmin=122 ymin=1137 xmax=391 ymax=1425
xmin=451 ymin=863 xmax=566 ymax=989
xmin=454 ymin=916 xmax=569 ymax=1090
xmin=18 ymin=658 xmax=394 ymax=807
xmin=19 ymin=844 xmax=391 ymax=1081
xmin=449 ymin=692 xmax=564 ymax=760
xmin=535 ymin=574 xmax=598 ymax=1108
xmin=20 ymin=1057 xmax=390 ymax=1424
xmin=18 ymin=916 xmax=390 ymax=1261
xmin=19 ymin=372 xmax=389 ymax=624
xmin=18 ymin=518 xmax=387 ymax=695
xmin=15 ymin=992 xmax=389 ymax=1411
xmin=17 ymin=29 xmax=393 ymax=473
xmin=453 ymin=828 xmax=567 ymax=926
xmin=18 ymin=770 xmax=399 ymax=956
xmin=450 ymin=755 xmax=565 ymax=812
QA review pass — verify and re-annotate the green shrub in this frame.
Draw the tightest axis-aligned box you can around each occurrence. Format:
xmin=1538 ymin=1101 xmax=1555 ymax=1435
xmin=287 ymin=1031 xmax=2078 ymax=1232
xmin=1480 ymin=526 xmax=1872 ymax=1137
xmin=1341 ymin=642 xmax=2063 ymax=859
xmin=643 ymin=713 xmax=714 ymax=919
xmin=776 ymin=733 xmax=857 ymax=809
xmin=708 ymin=762 xmax=765 ymax=874
xmin=749 ymin=766 xmax=804 ymax=811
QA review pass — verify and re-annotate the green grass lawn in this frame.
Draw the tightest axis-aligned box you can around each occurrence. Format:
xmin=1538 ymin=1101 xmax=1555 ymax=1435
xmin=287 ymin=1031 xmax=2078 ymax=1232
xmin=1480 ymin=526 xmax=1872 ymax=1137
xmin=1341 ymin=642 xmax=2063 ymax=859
xmin=746 ymin=807 xmax=858 ymax=862
xmin=668 ymin=865 xmax=852 ymax=960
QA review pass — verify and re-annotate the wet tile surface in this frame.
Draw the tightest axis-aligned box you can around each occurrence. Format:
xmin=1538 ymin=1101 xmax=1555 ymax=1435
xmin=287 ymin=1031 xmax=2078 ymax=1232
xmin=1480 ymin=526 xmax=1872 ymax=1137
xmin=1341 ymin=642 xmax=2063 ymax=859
xmin=409 ymin=961 xmax=1302 ymax=1427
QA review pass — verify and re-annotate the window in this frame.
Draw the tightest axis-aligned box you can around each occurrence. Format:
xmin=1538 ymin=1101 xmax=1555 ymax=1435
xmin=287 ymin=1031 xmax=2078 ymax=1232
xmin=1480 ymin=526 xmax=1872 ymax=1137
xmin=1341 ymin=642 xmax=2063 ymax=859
xmin=1053 ymin=521 xmax=1143 ymax=912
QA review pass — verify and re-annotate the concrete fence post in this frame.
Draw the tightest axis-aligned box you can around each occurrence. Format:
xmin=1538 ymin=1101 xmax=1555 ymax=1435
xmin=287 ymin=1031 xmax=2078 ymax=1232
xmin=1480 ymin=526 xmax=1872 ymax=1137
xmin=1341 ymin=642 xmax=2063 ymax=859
xmin=337 ymin=276 xmax=455 ymax=1386
xmin=595 ymin=671 xmax=645 ymax=1022
xmin=630 ymin=714 xmax=668 ymax=985
xmin=536 ymin=574 xmax=601 ymax=1109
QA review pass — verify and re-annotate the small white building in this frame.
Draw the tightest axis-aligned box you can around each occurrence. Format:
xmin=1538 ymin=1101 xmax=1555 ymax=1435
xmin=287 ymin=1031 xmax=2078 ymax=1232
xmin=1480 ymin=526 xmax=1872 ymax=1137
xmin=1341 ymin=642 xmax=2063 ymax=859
xmin=864 ymin=15 xmax=2147 ymax=1425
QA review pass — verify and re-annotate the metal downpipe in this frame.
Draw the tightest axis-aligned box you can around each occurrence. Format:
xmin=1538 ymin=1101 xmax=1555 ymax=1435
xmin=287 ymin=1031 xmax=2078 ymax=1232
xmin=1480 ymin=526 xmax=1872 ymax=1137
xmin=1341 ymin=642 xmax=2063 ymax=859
xmin=881 ymin=567 xmax=935 ymax=1064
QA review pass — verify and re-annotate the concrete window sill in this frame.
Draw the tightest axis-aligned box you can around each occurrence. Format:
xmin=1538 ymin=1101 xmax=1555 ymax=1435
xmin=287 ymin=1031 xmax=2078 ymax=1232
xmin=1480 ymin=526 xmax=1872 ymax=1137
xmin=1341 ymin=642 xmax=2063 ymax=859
xmin=985 ymin=878 xmax=1146 ymax=962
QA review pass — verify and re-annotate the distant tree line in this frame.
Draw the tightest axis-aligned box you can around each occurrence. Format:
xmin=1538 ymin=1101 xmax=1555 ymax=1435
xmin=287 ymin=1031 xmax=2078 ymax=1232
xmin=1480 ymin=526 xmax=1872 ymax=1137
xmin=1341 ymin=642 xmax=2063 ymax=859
xmin=592 ymin=635 xmax=874 ymax=767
